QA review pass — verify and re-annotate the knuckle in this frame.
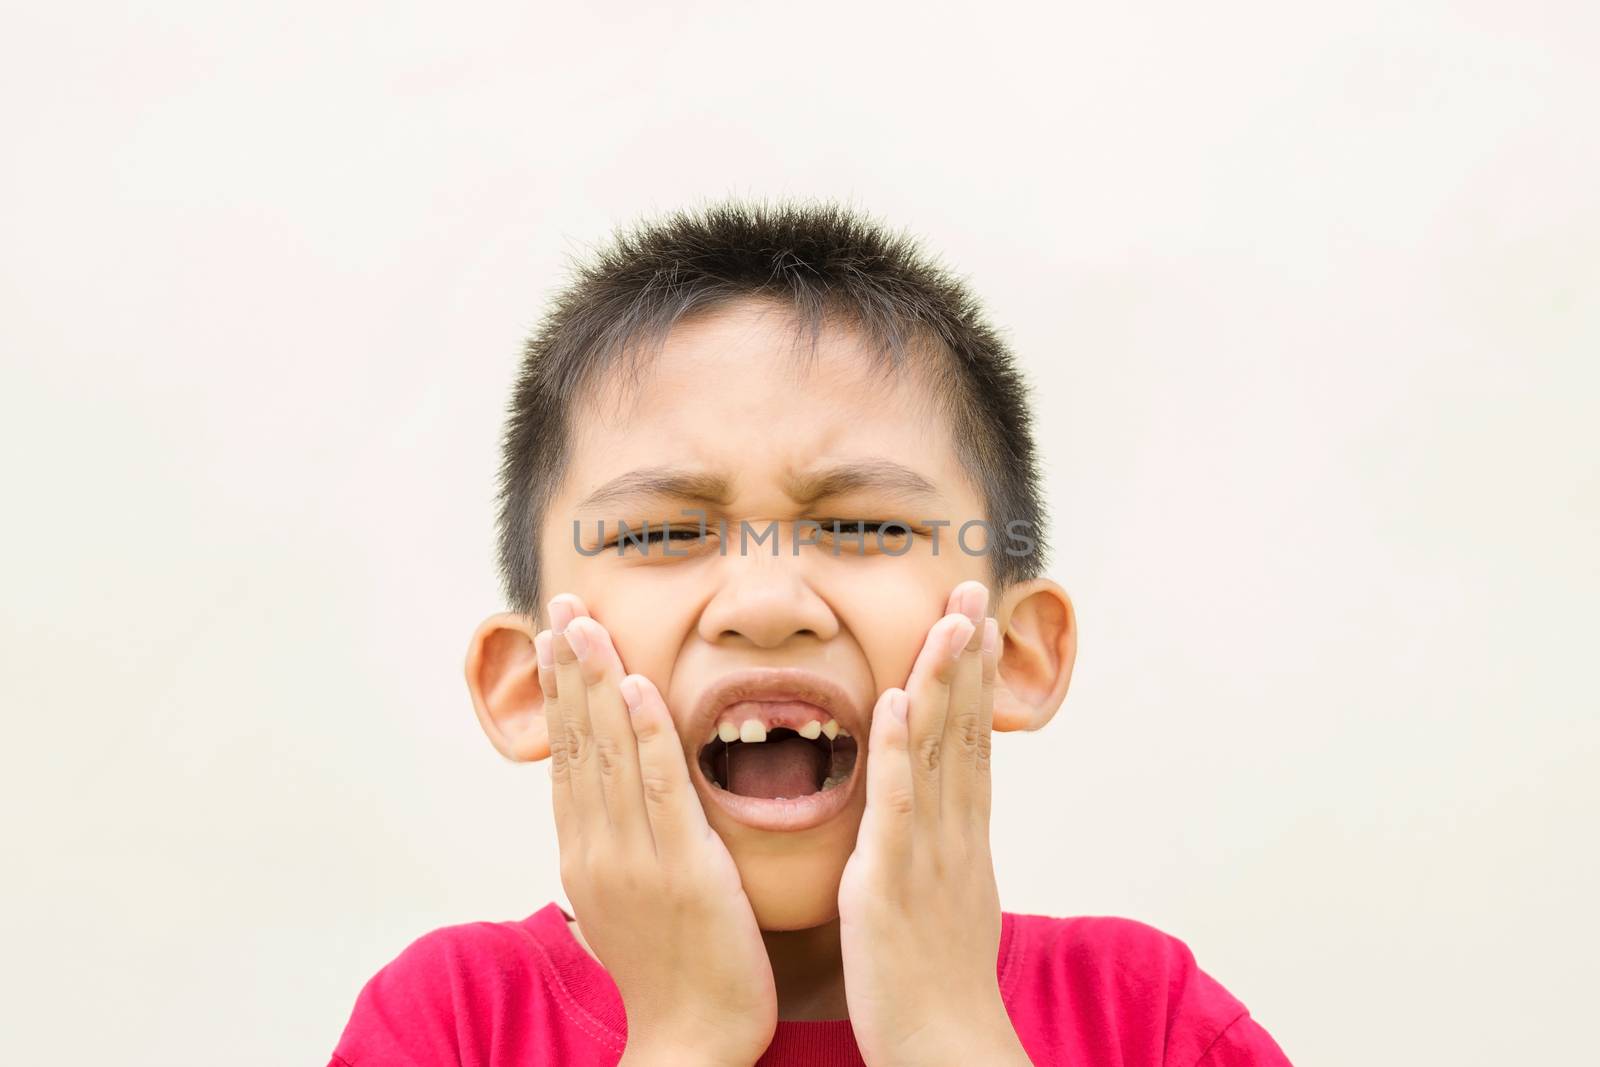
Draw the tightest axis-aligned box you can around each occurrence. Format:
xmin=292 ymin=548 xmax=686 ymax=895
xmin=885 ymin=786 xmax=917 ymax=818
xmin=656 ymin=864 xmax=694 ymax=900
xmin=639 ymin=771 xmax=677 ymax=810
xmin=974 ymin=728 xmax=993 ymax=768
xmin=951 ymin=708 xmax=983 ymax=758
xmin=604 ymin=861 xmax=655 ymax=900
xmin=591 ymin=733 xmax=624 ymax=778
xmin=562 ymin=724 xmax=590 ymax=769
xmin=579 ymin=851 xmax=610 ymax=887
xmin=548 ymin=753 xmax=572 ymax=786
xmin=915 ymin=730 xmax=943 ymax=773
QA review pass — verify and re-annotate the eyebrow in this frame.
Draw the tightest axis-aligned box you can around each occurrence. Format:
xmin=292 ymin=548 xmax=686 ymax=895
xmin=574 ymin=467 xmax=734 ymax=514
xmin=787 ymin=460 xmax=943 ymax=507
xmin=573 ymin=460 xmax=945 ymax=514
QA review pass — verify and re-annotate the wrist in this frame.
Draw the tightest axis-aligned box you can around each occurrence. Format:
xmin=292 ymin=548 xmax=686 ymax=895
xmin=618 ymin=1048 xmax=691 ymax=1067
xmin=620 ymin=1031 xmax=754 ymax=1067
xmin=944 ymin=1019 xmax=1032 ymax=1067
xmin=621 ymin=1046 xmax=749 ymax=1067
xmin=870 ymin=1004 xmax=1030 ymax=1067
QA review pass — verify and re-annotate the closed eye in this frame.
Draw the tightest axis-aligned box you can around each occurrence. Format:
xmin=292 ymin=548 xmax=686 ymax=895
xmin=814 ymin=519 xmax=910 ymax=535
xmin=605 ymin=523 xmax=708 ymax=552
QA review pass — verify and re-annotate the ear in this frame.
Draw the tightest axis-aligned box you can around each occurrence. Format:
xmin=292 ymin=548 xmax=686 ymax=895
xmin=464 ymin=612 xmax=550 ymax=762
xmin=991 ymin=578 xmax=1077 ymax=732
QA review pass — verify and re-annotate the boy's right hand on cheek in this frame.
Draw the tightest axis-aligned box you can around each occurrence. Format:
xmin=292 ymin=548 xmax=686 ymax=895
xmin=536 ymin=595 xmax=777 ymax=1067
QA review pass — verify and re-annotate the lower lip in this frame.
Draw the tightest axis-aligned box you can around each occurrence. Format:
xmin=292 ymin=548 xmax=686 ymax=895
xmin=693 ymin=759 xmax=859 ymax=832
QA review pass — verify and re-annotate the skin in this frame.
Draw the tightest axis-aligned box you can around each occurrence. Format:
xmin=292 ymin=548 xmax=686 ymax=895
xmin=465 ymin=298 xmax=1077 ymax=1065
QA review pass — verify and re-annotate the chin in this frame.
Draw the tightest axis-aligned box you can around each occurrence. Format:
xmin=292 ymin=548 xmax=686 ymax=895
xmin=736 ymin=848 xmax=849 ymax=931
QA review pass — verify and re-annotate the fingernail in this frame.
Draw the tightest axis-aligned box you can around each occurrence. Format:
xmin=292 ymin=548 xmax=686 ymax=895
xmin=962 ymin=583 xmax=989 ymax=625
xmin=548 ymin=597 xmax=576 ymax=633
xmin=535 ymin=630 xmax=554 ymax=669
xmin=563 ymin=617 xmax=591 ymax=659
xmin=946 ymin=616 xmax=976 ymax=660
xmin=620 ymin=676 xmax=644 ymax=715
xmin=982 ymin=617 xmax=998 ymax=657
xmin=890 ymin=689 xmax=909 ymax=723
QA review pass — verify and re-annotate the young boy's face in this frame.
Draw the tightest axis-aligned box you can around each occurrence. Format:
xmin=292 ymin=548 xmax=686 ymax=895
xmin=492 ymin=299 xmax=1064 ymax=930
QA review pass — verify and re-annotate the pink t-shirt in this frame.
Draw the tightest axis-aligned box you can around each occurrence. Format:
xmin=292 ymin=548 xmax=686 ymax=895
xmin=328 ymin=902 xmax=1292 ymax=1066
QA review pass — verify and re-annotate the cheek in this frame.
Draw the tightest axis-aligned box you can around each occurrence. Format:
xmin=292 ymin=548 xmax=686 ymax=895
xmin=602 ymin=619 xmax=683 ymax=681
xmin=582 ymin=584 xmax=697 ymax=681
xmin=860 ymin=622 xmax=936 ymax=691
xmin=826 ymin=570 xmax=945 ymax=689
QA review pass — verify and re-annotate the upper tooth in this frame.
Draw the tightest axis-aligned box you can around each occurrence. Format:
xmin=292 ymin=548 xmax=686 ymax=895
xmin=798 ymin=720 xmax=822 ymax=739
xmin=821 ymin=719 xmax=840 ymax=740
xmin=739 ymin=718 xmax=767 ymax=743
xmin=717 ymin=721 xmax=739 ymax=743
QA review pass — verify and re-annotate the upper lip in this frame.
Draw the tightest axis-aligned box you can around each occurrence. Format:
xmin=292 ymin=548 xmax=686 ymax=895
xmin=689 ymin=667 xmax=866 ymax=746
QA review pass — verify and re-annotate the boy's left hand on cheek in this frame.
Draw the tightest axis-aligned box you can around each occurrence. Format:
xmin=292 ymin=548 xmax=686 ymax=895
xmin=837 ymin=580 xmax=1034 ymax=1067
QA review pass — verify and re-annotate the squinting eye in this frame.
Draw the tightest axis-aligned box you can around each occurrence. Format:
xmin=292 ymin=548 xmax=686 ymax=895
xmin=607 ymin=525 xmax=706 ymax=552
xmin=816 ymin=520 xmax=909 ymax=536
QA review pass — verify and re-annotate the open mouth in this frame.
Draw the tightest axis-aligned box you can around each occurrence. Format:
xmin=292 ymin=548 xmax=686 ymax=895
xmin=697 ymin=726 xmax=859 ymax=800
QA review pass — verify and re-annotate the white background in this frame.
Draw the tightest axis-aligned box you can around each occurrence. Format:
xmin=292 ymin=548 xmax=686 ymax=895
xmin=3 ymin=3 xmax=1595 ymax=1064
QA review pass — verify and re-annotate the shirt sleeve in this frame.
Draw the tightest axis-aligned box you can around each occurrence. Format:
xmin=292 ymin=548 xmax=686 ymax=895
xmin=1193 ymin=1011 xmax=1293 ymax=1066
xmin=1004 ymin=912 xmax=1293 ymax=1067
xmin=1160 ymin=932 xmax=1293 ymax=1067
xmin=326 ymin=927 xmax=467 ymax=1067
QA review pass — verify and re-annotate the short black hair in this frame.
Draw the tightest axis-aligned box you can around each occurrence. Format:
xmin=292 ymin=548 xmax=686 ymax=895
xmin=495 ymin=198 xmax=1050 ymax=619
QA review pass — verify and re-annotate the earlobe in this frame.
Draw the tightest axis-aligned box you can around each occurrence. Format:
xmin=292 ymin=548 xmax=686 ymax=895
xmin=464 ymin=612 xmax=551 ymax=762
xmin=991 ymin=579 xmax=1077 ymax=732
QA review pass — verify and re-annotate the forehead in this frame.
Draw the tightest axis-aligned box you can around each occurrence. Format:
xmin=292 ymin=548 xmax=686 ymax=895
xmin=555 ymin=300 xmax=980 ymax=515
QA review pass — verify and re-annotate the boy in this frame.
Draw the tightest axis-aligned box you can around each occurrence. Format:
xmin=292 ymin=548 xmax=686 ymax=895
xmin=327 ymin=201 xmax=1293 ymax=1066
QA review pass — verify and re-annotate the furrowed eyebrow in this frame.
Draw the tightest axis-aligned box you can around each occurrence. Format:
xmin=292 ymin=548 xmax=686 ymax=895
xmin=786 ymin=460 xmax=945 ymax=507
xmin=574 ymin=467 xmax=735 ymax=514
xmin=573 ymin=459 xmax=945 ymax=515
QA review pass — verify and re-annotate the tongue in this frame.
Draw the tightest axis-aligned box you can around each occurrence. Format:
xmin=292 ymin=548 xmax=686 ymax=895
xmin=726 ymin=737 xmax=827 ymax=799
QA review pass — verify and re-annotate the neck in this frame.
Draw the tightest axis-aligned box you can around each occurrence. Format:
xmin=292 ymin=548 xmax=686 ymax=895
xmin=763 ymin=915 xmax=849 ymax=1021
xmin=565 ymin=914 xmax=849 ymax=1021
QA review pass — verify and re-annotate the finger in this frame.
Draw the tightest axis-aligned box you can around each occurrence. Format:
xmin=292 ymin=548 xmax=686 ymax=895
xmin=545 ymin=591 xmax=592 ymax=630
xmin=971 ymin=617 xmax=999 ymax=829
xmin=535 ymin=629 xmax=579 ymax=854
xmin=565 ymin=615 xmax=652 ymax=850
xmin=942 ymin=583 xmax=991 ymax=824
xmin=550 ymin=596 xmax=608 ymax=834
xmin=620 ymin=671 xmax=707 ymax=859
xmin=903 ymin=611 xmax=977 ymax=838
xmin=861 ymin=686 xmax=914 ymax=871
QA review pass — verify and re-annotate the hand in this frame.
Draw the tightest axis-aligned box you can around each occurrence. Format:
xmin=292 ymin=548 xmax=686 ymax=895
xmin=537 ymin=594 xmax=776 ymax=1067
xmin=836 ymin=581 xmax=1033 ymax=1067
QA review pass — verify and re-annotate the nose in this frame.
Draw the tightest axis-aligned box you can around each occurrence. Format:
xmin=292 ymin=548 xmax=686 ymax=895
xmin=697 ymin=543 xmax=839 ymax=649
